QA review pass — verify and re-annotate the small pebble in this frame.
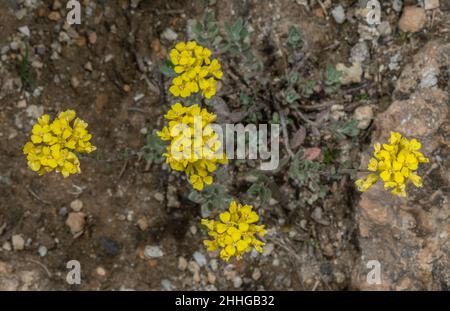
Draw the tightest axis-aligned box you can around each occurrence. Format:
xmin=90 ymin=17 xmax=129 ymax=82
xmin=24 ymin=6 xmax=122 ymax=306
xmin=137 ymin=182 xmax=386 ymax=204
xmin=263 ymin=243 xmax=274 ymax=256
xmin=2 ymin=241 xmax=12 ymax=251
xmin=59 ymin=207 xmax=68 ymax=216
xmin=65 ymin=212 xmax=86 ymax=236
xmin=354 ymin=105 xmax=373 ymax=130
xmin=70 ymin=76 xmax=80 ymax=88
xmin=38 ymin=245 xmax=47 ymax=257
xmin=399 ymin=6 xmax=426 ymax=33
xmin=377 ymin=21 xmax=392 ymax=37
xmin=70 ymin=199 xmax=83 ymax=212
xmin=18 ymin=26 xmax=31 ymax=37
xmin=17 ymin=100 xmax=27 ymax=108
xmin=154 ymin=192 xmax=164 ymax=202
xmin=331 ymin=5 xmax=346 ymax=24
xmin=15 ymin=9 xmax=27 ymax=20
xmin=144 ymin=245 xmax=164 ymax=259
xmin=88 ymin=32 xmax=97 ymax=44
xmin=48 ymin=11 xmax=61 ymax=21
xmin=393 ymin=0 xmax=403 ymax=12
xmin=178 ymin=256 xmax=188 ymax=270
xmin=210 ymin=259 xmax=218 ymax=271
xmin=233 ymin=276 xmax=243 ymax=288
xmin=161 ymin=28 xmax=178 ymax=41
xmin=161 ymin=279 xmax=172 ymax=290
xmin=207 ymin=272 xmax=216 ymax=284
xmin=424 ymin=0 xmax=439 ymax=10
xmin=137 ymin=217 xmax=149 ymax=231
xmin=12 ymin=234 xmax=25 ymax=251
xmin=96 ymin=267 xmax=106 ymax=276
xmin=252 ymin=268 xmax=262 ymax=281
xmin=193 ymin=251 xmax=207 ymax=267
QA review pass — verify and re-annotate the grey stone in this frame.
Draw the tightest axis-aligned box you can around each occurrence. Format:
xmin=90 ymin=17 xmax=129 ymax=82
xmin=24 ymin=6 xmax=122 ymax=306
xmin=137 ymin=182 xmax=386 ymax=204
xmin=161 ymin=28 xmax=178 ymax=41
xmin=193 ymin=251 xmax=207 ymax=267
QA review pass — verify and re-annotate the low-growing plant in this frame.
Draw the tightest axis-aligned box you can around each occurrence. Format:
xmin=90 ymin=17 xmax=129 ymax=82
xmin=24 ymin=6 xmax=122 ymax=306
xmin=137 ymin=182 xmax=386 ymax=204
xmin=288 ymin=151 xmax=328 ymax=201
xmin=330 ymin=119 xmax=360 ymax=141
xmin=191 ymin=10 xmax=222 ymax=48
xmin=139 ymin=130 xmax=166 ymax=165
xmin=19 ymin=43 xmax=35 ymax=89
xmin=322 ymin=64 xmax=341 ymax=94
xmin=287 ymin=26 xmax=304 ymax=50
xmin=188 ymin=184 xmax=232 ymax=218
xmin=246 ymin=172 xmax=272 ymax=205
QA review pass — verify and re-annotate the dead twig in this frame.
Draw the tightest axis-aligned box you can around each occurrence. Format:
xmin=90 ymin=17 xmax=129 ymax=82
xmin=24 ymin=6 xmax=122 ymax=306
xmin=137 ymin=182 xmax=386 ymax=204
xmin=299 ymin=101 xmax=334 ymax=111
xmin=127 ymin=107 xmax=146 ymax=114
xmin=311 ymin=279 xmax=320 ymax=291
xmin=118 ymin=159 xmax=129 ymax=180
xmin=26 ymin=186 xmax=51 ymax=205
xmin=317 ymin=0 xmax=328 ymax=18
xmin=27 ymin=259 xmax=52 ymax=278
xmin=272 ymin=95 xmax=295 ymax=158
xmin=292 ymin=106 xmax=317 ymax=126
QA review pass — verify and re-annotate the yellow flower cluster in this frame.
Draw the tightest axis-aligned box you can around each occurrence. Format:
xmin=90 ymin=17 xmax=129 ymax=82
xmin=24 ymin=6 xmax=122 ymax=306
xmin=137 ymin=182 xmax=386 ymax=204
xmin=356 ymin=132 xmax=429 ymax=197
xmin=169 ymin=41 xmax=223 ymax=99
xmin=201 ymin=201 xmax=267 ymax=261
xmin=157 ymin=102 xmax=227 ymax=191
xmin=23 ymin=110 xmax=96 ymax=177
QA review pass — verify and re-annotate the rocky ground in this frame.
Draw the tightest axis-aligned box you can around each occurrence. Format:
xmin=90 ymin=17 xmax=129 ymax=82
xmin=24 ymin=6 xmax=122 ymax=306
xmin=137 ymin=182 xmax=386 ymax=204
xmin=0 ymin=0 xmax=448 ymax=290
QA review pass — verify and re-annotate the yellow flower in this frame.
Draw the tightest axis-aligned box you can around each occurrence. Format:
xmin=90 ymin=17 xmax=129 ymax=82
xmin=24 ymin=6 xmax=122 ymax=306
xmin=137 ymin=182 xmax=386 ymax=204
xmin=167 ymin=41 xmax=222 ymax=100
xmin=194 ymin=46 xmax=212 ymax=64
xmin=355 ymin=173 xmax=378 ymax=192
xmin=355 ymin=132 xmax=429 ymax=197
xmin=169 ymin=76 xmax=191 ymax=98
xmin=208 ymin=59 xmax=223 ymax=79
xmin=23 ymin=110 xmax=96 ymax=177
xmin=201 ymin=200 xmax=266 ymax=261
xmin=157 ymin=102 xmax=227 ymax=191
xmin=199 ymin=77 xmax=217 ymax=99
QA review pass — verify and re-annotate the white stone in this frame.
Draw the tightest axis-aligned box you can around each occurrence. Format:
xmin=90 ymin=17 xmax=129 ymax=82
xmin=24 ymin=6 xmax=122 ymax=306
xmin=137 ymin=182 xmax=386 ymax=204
xmin=12 ymin=235 xmax=25 ymax=251
xmin=70 ymin=199 xmax=83 ymax=212
xmin=420 ymin=67 xmax=438 ymax=88
xmin=144 ymin=245 xmax=164 ymax=259
xmin=18 ymin=26 xmax=31 ymax=37
xmin=38 ymin=245 xmax=47 ymax=257
xmin=331 ymin=5 xmax=346 ymax=24
xmin=393 ymin=0 xmax=403 ymax=12
xmin=96 ymin=267 xmax=106 ymax=276
xmin=233 ymin=276 xmax=243 ymax=288
xmin=25 ymin=105 xmax=44 ymax=119
xmin=161 ymin=28 xmax=178 ymax=41
xmin=354 ymin=105 xmax=374 ymax=130
xmin=424 ymin=0 xmax=439 ymax=10
xmin=336 ymin=62 xmax=363 ymax=85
